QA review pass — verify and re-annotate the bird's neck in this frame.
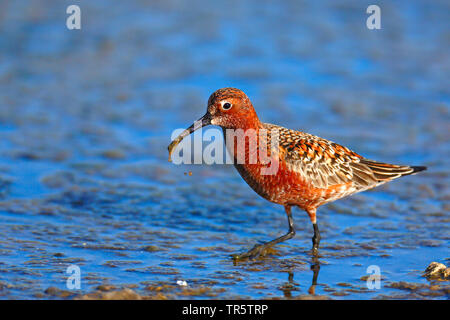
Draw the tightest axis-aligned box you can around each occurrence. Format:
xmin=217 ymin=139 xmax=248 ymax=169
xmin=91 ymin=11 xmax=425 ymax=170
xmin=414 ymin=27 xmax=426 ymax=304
xmin=222 ymin=123 xmax=271 ymax=166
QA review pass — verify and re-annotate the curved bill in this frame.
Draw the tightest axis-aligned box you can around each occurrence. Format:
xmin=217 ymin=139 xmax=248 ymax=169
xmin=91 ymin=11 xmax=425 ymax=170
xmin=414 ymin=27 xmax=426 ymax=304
xmin=168 ymin=113 xmax=211 ymax=162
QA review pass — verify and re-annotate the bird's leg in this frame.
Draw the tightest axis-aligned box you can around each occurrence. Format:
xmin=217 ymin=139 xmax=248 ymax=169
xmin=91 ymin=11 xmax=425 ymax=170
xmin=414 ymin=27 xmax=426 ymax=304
xmin=306 ymin=208 xmax=321 ymax=254
xmin=312 ymin=223 xmax=321 ymax=253
xmin=233 ymin=206 xmax=295 ymax=261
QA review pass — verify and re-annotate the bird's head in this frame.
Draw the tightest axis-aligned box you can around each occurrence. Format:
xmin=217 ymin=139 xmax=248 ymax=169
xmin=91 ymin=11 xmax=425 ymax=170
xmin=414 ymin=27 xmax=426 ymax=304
xmin=168 ymin=88 xmax=261 ymax=160
xmin=205 ymin=88 xmax=260 ymax=129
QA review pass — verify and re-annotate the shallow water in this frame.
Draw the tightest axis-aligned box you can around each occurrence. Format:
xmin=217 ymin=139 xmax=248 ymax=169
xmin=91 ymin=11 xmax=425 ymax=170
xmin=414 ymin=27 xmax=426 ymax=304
xmin=0 ymin=0 xmax=449 ymax=299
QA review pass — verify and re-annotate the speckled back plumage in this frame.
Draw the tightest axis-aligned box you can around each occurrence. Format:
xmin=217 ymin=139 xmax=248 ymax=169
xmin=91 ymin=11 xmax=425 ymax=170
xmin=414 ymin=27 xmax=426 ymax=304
xmin=265 ymin=123 xmax=421 ymax=189
xmin=227 ymin=122 xmax=424 ymax=209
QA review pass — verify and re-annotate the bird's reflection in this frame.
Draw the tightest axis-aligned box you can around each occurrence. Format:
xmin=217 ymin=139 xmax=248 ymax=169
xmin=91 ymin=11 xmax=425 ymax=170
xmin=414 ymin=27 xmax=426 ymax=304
xmin=232 ymin=251 xmax=322 ymax=298
xmin=308 ymin=254 xmax=320 ymax=295
xmin=280 ymin=254 xmax=321 ymax=298
xmin=280 ymin=271 xmax=297 ymax=298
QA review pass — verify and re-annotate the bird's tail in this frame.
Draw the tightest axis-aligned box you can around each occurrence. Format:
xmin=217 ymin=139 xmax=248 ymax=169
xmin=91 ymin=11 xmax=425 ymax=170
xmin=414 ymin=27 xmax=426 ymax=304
xmin=359 ymin=159 xmax=427 ymax=182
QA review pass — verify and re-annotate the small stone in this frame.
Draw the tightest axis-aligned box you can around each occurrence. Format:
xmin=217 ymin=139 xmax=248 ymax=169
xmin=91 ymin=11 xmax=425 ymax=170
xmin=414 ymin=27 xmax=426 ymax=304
xmin=424 ymin=262 xmax=450 ymax=280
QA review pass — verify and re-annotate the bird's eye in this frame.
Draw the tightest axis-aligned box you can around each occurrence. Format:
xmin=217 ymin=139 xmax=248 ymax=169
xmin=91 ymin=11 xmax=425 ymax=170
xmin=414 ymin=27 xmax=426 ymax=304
xmin=222 ymin=102 xmax=232 ymax=110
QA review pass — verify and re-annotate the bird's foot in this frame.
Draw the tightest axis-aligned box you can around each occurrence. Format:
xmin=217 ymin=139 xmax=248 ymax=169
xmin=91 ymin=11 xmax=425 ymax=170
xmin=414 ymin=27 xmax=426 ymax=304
xmin=232 ymin=243 xmax=271 ymax=261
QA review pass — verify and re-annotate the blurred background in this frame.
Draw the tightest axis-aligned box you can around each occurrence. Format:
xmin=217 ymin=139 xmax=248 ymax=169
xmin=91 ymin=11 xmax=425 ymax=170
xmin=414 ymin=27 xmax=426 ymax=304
xmin=0 ymin=0 xmax=448 ymax=299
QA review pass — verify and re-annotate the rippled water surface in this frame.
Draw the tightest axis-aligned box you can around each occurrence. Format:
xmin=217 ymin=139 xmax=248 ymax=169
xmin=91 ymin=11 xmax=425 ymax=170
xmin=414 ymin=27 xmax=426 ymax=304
xmin=0 ymin=0 xmax=448 ymax=299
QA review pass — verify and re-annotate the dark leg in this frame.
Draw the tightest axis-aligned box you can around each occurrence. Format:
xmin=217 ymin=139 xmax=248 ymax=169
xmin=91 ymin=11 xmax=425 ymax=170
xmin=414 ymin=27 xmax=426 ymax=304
xmin=312 ymin=223 xmax=321 ymax=253
xmin=233 ymin=205 xmax=295 ymax=261
xmin=306 ymin=208 xmax=321 ymax=254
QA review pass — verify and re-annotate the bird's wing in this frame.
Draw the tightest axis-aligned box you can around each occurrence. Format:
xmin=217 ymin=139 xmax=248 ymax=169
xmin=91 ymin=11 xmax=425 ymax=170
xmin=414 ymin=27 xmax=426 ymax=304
xmin=263 ymin=123 xmax=417 ymax=190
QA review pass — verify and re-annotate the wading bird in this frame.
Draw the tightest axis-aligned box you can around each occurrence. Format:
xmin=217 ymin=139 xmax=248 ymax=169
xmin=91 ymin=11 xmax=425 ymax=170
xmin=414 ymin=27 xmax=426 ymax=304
xmin=168 ymin=88 xmax=426 ymax=260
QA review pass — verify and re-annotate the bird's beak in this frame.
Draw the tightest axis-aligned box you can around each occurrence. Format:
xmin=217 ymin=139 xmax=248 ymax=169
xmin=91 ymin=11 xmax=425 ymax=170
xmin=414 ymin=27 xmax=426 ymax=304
xmin=168 ymin=113 xmax=211 ymax=162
